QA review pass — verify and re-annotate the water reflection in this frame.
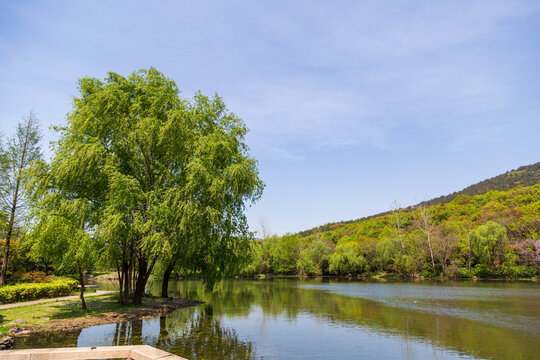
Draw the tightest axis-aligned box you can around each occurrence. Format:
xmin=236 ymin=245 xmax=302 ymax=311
xmin=15 ymin=279 xmax=540 ymax=360
xmin=168 ymin=306 xmax=255 ymax=359
xmin=158 ymin=279 xmax=540 ymax=359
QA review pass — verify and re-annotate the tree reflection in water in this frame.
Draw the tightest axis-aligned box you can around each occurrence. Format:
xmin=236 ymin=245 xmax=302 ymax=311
xmin=156 ymin=305 xmax=255 ymax=360
xmin=13 ymin=279 xmax=540 ymax=360
xmin=99 ymin=305 xmax=255 ymax=360
xmin=14 ymin=305 xmax=255 ymax=360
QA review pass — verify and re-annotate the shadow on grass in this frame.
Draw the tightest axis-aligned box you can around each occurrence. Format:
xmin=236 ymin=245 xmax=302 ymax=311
xmin=46 ymin=294 xmax=141 ymax=320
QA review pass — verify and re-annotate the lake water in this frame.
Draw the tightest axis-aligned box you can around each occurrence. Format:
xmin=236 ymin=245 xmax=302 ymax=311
xmin=15 ymin=279 xmax=540 ymax=359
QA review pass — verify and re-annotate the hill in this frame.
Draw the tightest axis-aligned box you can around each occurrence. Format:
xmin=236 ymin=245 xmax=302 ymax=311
xmin=242 ymin=162 xmax=540 ymax=279
xmin=299 ymin=162 xmax=540 ymax=237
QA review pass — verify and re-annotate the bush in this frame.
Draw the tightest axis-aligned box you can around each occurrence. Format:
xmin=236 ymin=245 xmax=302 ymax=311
xmin=0 ymin=277 xmax=78 ymax=304
xmin=456 ymin=267 xmax=473 ymax=278
xmin=329 ymin=242 xmax=367 ymax=275
xmin=297 ymin=240 xmax=333 ymax=276
xmin=500 ymin=264 xmax=537 ymax=278
xmin=419 ymin=269 xmax=435 ymax=278
xmin=11 ymin=271 xmax=51 ymax=283
xmin=472 ymin=264 xmax=498 ymax=278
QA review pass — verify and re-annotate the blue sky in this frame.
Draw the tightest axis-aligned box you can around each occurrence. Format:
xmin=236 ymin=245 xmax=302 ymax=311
xmin=1 ymin=1 xmax=539 ymax=235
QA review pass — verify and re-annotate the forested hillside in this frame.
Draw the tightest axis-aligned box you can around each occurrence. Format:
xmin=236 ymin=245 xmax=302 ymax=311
xmin=245 ymin=164 xmax=540 ymax=278
xmin=299 ymin=162 xmax=540 ymax=237
xmin=423 ymin=162 xmax=540 ymax=207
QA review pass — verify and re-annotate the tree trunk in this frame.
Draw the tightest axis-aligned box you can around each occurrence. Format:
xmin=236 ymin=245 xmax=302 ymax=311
xmin=116 ymin=262 xmax=123 ymax=304
xmin=416 ymin=205 xmax=436 ymax=275
xmin=161 ymin=263 xmax=175 ymax=298
xmin=426 ymin=232 xmax=436 ymax=273
xmin=467 ymin=233 xmax=472 ymax=274
xmin=394 ymin=213 xmax=406 ymax=251
xmin=132 ymin=255 xmax=157 ymax=304
xmin=132 ymin=258 xmax=148 ymax=305
xmin=440 ymin=257 xmax=447 ymax=273
xmin=78 ymin=266 xmax=88 ymax=310
xmin=121 ymin=261 xmax=130 ymax=306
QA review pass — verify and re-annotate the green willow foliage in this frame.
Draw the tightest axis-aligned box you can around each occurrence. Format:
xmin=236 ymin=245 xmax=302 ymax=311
xmin=247 ymin=184 xmax=540 ymax=278
xmin=30 ymin=68 xmax=263 ymax=305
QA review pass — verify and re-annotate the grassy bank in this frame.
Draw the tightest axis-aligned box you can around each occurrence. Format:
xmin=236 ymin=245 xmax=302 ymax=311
xmin=0 ymin=293 xmax=202 ymax=336
xmin=0 ymin=294 xmax=123 ymax=330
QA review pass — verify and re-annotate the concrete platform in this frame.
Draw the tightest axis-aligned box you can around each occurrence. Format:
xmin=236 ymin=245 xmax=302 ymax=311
xmin=0 ymin=345 xmax=187 ymax=359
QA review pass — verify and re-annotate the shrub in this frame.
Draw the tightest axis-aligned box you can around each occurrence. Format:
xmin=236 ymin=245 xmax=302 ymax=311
xmin=11 ymin=270 xmax=51 ymax=283
xmin=456 ymin=267 xmax=473 ymax=278
xmin=297 ymin=240 xmax=333 ymax=275
xmin=419 ymin=269 xmax=435 ymax=278
xmin=329 ymin=241 xmax=367 ymax=275
xmin=0 ymin=277 xmax=78 ymax=304
xmin=472 ymin=264 xmax=498 ymax=278
xmin=500 ymin=264 xmax=537 ymax=278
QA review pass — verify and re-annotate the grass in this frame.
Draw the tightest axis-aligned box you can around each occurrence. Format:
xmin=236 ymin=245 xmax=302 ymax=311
xmin=90 ymin=271 xmax=116 ymax=277
xmin=0 ymin=294 xmax=137 ymax=329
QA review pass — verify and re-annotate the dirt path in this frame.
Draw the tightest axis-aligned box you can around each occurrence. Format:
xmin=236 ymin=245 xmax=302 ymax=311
xmin=0 ymin=291 xmax=115 ymax=310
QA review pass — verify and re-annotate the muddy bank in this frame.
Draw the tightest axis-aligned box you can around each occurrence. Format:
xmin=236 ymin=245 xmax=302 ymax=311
xmin=9 ymin=298 xmax=203 ymax=337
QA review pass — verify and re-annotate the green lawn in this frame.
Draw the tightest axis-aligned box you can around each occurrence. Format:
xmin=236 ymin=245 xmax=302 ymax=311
xmin=0 ymin=294 xmax=134 ymax=330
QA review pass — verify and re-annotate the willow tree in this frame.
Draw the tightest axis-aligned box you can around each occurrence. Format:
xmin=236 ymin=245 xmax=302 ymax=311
xmin=49 ymin=68 xmax=262 ymax=305
xmin=158 ymin=93 xmax=262 ymax=296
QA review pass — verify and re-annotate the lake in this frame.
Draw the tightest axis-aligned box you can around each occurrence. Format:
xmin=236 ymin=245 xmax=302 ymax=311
xmin=14 ymin=278 xmax=540 ymax=359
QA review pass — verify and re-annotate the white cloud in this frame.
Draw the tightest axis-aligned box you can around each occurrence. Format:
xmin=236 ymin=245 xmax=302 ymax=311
xmin=221 ymin=0 xmax=540 ymax=157
xmin=227 ymin=81 xmax=390 ymax=157
xmin=450 ymin=126 xmax=502 ymax=148
xmin=2 ymin=0 xmax=538 ymax=160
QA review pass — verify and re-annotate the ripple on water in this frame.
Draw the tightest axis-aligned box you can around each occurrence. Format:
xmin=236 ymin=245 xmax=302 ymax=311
xmin=300 ymin=282 xmax=540 ymax=335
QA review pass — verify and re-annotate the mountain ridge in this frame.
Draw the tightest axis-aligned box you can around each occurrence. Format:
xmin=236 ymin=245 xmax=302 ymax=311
xmin=298 ymin=162 xmax=540 ymax=237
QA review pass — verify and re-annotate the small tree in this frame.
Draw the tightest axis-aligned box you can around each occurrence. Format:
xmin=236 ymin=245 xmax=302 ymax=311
xmin=514 ymin=238 xmax=540 ymax=270
xmin=329 ymin=241 xmax=367 ymax=275
xmin=375 ymin=234 xmax=402 ymax=271
xmin=470 ymin=221 xmax=507 ymax=266
xmin=413 ymin=204 xmax=436 ymax=273
xmin=297 ymin=239 xmax=333 ymax=275
xmin=29 ymin=196 xmax=98 ymax=309
xmin=0 ymin=112 xmax=42 ymax=285
xmin=391 ymin=200 xmax=406 ymax=251
xmin=457 ymin=220 xmax=474 ymax=274
xmin=432 ymin=223 xmax=460 ymax=275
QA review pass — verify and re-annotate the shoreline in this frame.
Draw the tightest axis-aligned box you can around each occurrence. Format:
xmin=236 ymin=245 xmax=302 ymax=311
xmin=187 ymin=274 xmax=540 ymax=282
xmin=6 ymin=296 xmax=203 ymax=338
xmin=93 ymin=272 xmax=540 ymax=283
xmin=251 ymin=274 xmax=540 ymax=281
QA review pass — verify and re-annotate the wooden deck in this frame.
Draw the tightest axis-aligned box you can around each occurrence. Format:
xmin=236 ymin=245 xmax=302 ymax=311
xmin=0 ymin=345 xmax=187 ymax=359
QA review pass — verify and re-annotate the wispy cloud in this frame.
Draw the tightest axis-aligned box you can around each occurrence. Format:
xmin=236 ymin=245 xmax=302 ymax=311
xmin=228 ymin=81 xmax=390 ymax=156
xmin=1 ymin=0 xmax=539 ymax=234
xmin=218 ymin=0 xmax=540 ymax=158
xmin=450 ymin=126 xmax=503 ymax=149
